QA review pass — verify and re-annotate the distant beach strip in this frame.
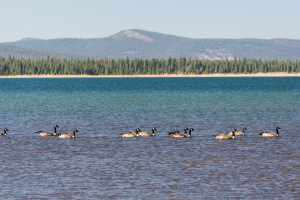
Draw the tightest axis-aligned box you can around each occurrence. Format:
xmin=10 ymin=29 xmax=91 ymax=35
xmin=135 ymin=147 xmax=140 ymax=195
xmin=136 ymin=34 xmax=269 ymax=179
xmin=1 ymin=73 xmax=300 ymax=78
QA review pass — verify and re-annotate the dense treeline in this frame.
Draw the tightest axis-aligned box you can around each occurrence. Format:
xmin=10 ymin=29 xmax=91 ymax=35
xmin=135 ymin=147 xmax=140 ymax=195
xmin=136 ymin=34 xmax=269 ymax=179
xmin=0 ymin=55 xmax=300 ymax=75
xmin=0 ymin=45 xmax=85 ymax=60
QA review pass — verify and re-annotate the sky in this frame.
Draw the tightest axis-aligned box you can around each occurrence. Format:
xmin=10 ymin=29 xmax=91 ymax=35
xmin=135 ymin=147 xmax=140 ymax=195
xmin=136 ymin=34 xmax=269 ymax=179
xmin=0 ymin=0 xmax=300 ymax=43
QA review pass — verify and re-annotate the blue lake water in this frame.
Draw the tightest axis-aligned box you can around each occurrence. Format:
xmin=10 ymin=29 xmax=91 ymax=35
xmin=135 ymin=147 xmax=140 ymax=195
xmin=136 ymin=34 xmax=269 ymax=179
xmin=0 ymin=77 xmax=299 ymax=199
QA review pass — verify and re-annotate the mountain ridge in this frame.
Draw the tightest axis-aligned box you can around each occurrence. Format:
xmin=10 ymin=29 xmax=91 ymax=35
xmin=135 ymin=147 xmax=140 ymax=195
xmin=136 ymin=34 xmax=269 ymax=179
xmin=0 ymin=45 xmax=85 ymax=60
xmin=1 ymin=29 xmax=300 ymax=60
xmin=18 ymin=37 xmax=41 ymax=42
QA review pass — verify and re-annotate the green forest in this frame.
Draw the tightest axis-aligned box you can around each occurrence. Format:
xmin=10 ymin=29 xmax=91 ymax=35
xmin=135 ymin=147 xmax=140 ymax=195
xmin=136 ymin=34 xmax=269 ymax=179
xmin=0 ymin=55 xmax=299 ymax=75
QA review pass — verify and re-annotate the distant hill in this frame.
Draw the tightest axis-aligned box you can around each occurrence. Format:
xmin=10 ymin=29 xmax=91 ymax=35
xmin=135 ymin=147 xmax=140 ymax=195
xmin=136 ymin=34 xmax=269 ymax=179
xmin=1 ymin=29 xmax=300 ymax=60
xmin=18 ymin=37 xmax=41 ymax=42
xmin=0 ymin=45 xmax=85 ymax=60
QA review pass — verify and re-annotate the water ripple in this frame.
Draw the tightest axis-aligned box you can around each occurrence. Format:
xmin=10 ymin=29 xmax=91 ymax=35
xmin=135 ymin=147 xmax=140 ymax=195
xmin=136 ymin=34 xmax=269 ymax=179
xmin=0 ymin=77 xmax=299 ymax=199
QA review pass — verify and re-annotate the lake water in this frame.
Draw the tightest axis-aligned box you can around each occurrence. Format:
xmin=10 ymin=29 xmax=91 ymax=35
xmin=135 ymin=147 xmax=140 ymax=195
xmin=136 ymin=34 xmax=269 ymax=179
xmin=0 ymin=77 xmax=299 ymax=199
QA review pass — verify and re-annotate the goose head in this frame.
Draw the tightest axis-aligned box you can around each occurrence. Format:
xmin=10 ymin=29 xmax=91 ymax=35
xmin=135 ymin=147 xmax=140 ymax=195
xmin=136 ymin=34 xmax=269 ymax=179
xmin=152 ymin=127 xmax=157 ymax=135
xmin=188 ymin=128 xmax=194 ymax=136
xmin=136 ymin=128 xmax=141 ymax=134
xmin=4 ymin=128 xmax=9 ymax=134
xmin=53 ymin=125 xmax=59 ymax=135
xmin=232 ymin=129 xmax=236 ymax=137
xmin=184 ymin=127 xmax=188 ymax=134
xmin=276 ymin=126 xmax=281 ymax=134
xmin=72 ymin=129 xmax=78 ymax=137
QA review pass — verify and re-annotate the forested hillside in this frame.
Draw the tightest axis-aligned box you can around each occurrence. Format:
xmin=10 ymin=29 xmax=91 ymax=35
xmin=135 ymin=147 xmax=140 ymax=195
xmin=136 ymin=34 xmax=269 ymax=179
xmin=0 ymin=45 xmax=85 ymax=60
xmin=0 ymin=55 xmax=299 ymax=75
xmin=1 ymin=29 xmax=300 ymax=61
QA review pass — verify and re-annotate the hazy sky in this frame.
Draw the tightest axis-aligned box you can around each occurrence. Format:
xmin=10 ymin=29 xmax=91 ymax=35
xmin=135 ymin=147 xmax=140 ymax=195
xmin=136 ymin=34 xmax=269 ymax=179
xmin=0 ymin=0 xmax=299 ymax=42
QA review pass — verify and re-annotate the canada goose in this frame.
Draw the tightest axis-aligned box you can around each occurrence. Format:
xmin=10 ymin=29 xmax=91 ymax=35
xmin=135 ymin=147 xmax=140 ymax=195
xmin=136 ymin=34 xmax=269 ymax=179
xmin=225 ymin=129 xmax=236 ymax=136
xmin=35 ymin=125 xmax=59 ymax=136
xmin=169 ymin=128 xmax=189 ymax=138
xmin=214 ymin=129 xmax=235 ymax=140
xmin=227 ymin=127 xmax=247 ymax=136
xmin=0 ymin=128 xmax=9 ymax=136
xmin=138 ymin=127 xmax=156 ymax=137
xmin=186 ymin=128 xmax=194 ymax=137
xmin=235 ymin=127 xmax=247 ymax=136
xmin=120 ymin=128 xmax=141 ymax=138
xmin=58 ymin=129 xmax=78 ymax=139
xmin=168 ymin=127 xmax=188 ymax=136
xmin=258 ymin=127 xmax=280 ymax=137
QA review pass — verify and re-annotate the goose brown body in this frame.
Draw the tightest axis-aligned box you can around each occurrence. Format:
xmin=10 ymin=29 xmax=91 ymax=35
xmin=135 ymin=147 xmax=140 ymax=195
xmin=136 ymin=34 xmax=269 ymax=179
xmin=170 ymin=128 xmax=190 ymax=138
xmin=120 ymin=128 xmax=141 ymax=137
xmin=235 ymin=127 xmax=247 ymax=136
xmin=168 ymin=128 xmax=188 ymax=137
xmin=58 ymin=129 xmax=78 ymax=139
xmin=227 ymin=127 xmax=247 ymax=136
xmin=138 ymin=127 xmax=156 ymax=137
xmin=259 ymin=127 xmax=280 ymax=137
xmin=214 ymin=129 xmax=236 ymax=140
xmin=172 ymin=132 xmax=186 ymax=137
xmin=35 ymin=125 xmax=59 ymax=136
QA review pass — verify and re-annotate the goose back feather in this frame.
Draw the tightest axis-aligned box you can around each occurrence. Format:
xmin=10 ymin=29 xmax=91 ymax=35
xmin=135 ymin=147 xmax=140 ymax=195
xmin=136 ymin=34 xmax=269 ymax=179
xmin=139 ymin=127 xmax=156 ymax=137
xmin=120 ymin=128 xmax=141 ymax=137
xmin=58 ymin=129 xmax=78 ymax=139
xmin=168 ymin=128 xmax=188 ymax=137
xmin=35 ymin=125 xmax=59 ymax=136
xmin=214 ymin=129 xmax=235 ymax=140
xmin=259 ymin=127 xmax=280 ymax=137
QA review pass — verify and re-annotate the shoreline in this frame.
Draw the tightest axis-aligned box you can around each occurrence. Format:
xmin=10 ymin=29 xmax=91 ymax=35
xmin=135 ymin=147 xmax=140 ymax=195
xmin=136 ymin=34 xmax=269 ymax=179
xmin=0 ymin=73 xmax=300 ymax=78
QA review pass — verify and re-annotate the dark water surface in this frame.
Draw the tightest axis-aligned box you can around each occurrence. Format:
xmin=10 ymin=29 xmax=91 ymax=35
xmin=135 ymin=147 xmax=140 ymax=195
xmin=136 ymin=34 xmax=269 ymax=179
xmin=0 ymin=77 xmax=299 ymax=199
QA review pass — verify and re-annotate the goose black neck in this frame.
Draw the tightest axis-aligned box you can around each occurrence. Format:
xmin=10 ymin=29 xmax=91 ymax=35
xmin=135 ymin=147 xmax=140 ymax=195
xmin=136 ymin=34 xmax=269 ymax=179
xmin=54 ymin=126 xmax=57 ymax=134
xmin=189 ymin=129 xmax=192 ymax=136
xmin=243 ymin=128 xmax=245 ymax=133
xmin=4 ymin=129 xmax=6 ymax=134
xmin=152 ymin=129 xmax=155 ymax=134
xmin=184 ymin=129 xmax=187 ymax=134
xmin=136 ymin=129 xmax=139 ymax=134
xmin=73 ymin=130 xmax=76 ymax=137
xmin=232 ymin=130 xmax=235 ymax=136
xmin=276 ymin=128 xmax=279 ymax=135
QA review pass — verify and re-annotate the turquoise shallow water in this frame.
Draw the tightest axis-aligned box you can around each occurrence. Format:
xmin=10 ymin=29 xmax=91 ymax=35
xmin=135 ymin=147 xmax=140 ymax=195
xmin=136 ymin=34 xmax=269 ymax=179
xmin=0 ymin=77 xmax=299 ymax=199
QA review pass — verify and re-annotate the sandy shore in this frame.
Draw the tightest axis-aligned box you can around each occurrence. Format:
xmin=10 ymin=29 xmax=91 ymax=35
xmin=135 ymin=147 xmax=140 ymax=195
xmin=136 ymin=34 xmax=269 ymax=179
xmin=0 ymin=73 xmax=300 ymax=78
